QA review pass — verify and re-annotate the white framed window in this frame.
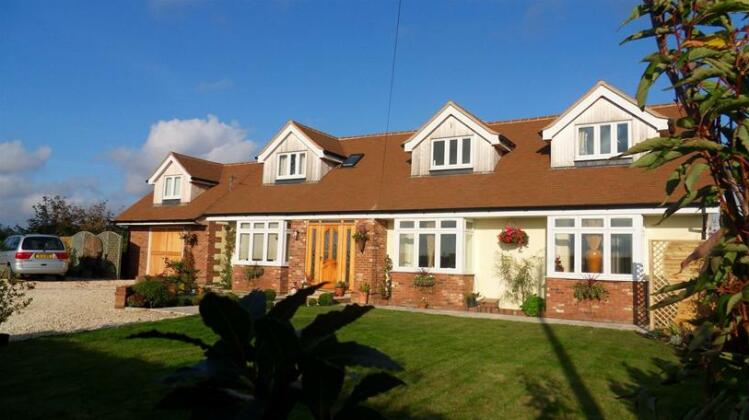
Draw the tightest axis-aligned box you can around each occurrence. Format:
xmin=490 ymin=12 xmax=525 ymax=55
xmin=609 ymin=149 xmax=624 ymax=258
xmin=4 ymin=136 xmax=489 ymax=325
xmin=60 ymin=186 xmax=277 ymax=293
xmin=163 ymin=175 xmax=182 ymax=200
xmin=235 ymin=220 xmax=290 ymax=266
xmin=394 ymin=218 xmax=472 ymax=273
xmin=576 ymin=121 xmax=630 ymax=160
xmin=277 ymin=152 xmax=306 ymax=180
xmin=547 ymin=215 xmax=642 ymax=281
xmin=431 ymin=137 xmax=472 ymax=170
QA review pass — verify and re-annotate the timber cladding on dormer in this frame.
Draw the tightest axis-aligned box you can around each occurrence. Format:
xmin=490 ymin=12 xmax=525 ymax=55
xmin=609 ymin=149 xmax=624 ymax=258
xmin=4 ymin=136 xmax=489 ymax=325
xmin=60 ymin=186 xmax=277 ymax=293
xmin=147 ymin=152 xmax=222 ymax=205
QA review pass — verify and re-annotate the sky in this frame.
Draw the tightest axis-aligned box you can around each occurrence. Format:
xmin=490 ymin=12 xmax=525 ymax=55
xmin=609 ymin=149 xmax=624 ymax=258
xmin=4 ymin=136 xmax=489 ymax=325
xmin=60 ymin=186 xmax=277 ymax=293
xmin=0 ymin=0 xmax=672 ymax=226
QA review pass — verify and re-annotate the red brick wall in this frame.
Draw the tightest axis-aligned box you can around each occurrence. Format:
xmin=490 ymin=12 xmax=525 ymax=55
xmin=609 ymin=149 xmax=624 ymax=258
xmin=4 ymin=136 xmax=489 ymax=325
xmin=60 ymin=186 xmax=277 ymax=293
xmin=186 ymin=224 xmax=210 ymax=285
xmin=545 ymin=278 xmax=648 ymax=325
xmin=387 ymin=272 xmax=474 ymax=310
xmin=126 ymin=227 xmax=149 ymax=279
xmin=352 ymin=219 xmax=387 ymax=296
xmin=287 ymin=220 xmax=308 ymax=289
xmin=232 ymin=265 xmax=289 ymax=293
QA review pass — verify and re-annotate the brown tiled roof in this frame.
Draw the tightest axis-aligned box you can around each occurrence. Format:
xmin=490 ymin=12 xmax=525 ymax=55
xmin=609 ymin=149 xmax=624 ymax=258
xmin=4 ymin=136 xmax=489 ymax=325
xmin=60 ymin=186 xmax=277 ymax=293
xmin=172 ymin=152 xmax=224 ymax=183
xmin=116 ymin=104 xmax=685 ymax=222
xmin=294 ymin=122 xmax=346 ymax=159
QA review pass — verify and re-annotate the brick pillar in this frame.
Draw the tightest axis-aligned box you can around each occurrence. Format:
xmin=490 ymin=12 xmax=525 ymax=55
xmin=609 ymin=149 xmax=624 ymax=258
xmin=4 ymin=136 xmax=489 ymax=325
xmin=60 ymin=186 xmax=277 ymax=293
xmin=126 ymin=227 xmax=149 ymax=279
xmin=353 ymin=219 xmax=387 ymax=300
xmin=287 ymin=220 xmax=308 ymax=288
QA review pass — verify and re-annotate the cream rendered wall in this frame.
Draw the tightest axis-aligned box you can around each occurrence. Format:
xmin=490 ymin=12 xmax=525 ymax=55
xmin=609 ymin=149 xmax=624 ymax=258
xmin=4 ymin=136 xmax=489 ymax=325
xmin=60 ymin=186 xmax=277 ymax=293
xmin=153 ymin=161 xmax=191 ymax=204
xmin=262 ymin=132 xmax=331 ymax=184
xmin=410 ymin=115 xmax=500 ymax=176
xmin=550 ymin=97 xmax=660 ymax=168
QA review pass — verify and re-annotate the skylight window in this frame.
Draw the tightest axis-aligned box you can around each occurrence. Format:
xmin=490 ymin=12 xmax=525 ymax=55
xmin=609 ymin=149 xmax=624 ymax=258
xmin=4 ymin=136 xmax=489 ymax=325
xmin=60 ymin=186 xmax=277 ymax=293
xmin=341 ymin=154 xmax=364 ymax=167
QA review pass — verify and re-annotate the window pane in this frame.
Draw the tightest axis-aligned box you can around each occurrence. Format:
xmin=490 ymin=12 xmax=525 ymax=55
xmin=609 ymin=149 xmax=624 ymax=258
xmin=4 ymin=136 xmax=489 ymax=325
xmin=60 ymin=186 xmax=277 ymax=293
xmin=581 ymin=218 xmax=604 ymax=227
xmin=611 ymin=234 xmax=633 ymax=274
xmin=582 ymin=234 xmax=604 ymax=273
xmin=600 ymin=125 xmax=611 ymax=154
xmin=449 ymin=139 xmax=458 ymax=165
xmin=267 ymin=233 xmax=278 ymax=261
xmin=441 ymin=220 xmax=457 ymax=228
xmin=554 ymin=234 xmax=574 ymax=272
xmin=174 ymin=177 xmax=181 ymax=196
xmin=290 ymin=153 xmax=297 ymax=175
xmin=418 ymin=233 xmax=435 ymax=268
xmin=440 ymin=234 xmax=456 ymax=269
xmin=252 ymin=233 xmax=264 ymax=261
xmin=578 ymin=127 xmax=594 ymax=155
xmin=398 ymin=233 xmax=414 ymax=267
xmin=268 ymin=222 xmax=279 ymax=229
xmin=611 ymin=218 xmax=633 ymax=227
xmin=461 ymin=138 xmax=471 ymax=164
xmin=239 ymin=223 xmax=251 ymax=229
xmin=617 ymin=123 xmax=629 ymax=153
xmin=555 ymin=218 xmax=575 ymax=228
xmin=279 ymin=155 xmax=288 ymax=176
xmin=399 ymin=221 xmax=414 ymax=229
xmin=465 ymin=232 xmax=473 ymax=272
xmin=239 ymin=233 xmax=250 ymax=260
xmin=164 ymin=177 xmax=173 ymax=196
xmin=253 ymin=222 xmax=265 ymax=229
xmin=298 ymin=153 xmax=306 ymax=175
xmin=433 ymin=141 xmax=445 ymax=166
xmin=285 ymin=232 xmax=291 ymax=263
xmin=419 ymin=220 xmax=436 ymax=228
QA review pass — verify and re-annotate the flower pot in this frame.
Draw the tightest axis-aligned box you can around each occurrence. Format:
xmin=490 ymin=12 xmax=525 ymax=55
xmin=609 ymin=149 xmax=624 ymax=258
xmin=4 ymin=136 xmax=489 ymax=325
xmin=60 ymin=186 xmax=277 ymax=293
xmin=0 ymin=333 xmax=9 ymax=346
xmin=356 ymin=238 xmax=367 ymax=253
xmin=585 ymin=235 xmax=603 ymax=273
xmin=358 ymin=293 xmax=369 ymax=305
xmin=334 ymin=287 xmax=345 ymax=297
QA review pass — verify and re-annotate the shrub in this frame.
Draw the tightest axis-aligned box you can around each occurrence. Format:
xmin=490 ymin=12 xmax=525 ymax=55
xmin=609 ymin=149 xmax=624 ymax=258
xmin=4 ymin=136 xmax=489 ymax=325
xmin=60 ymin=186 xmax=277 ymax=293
xmin=307 ymin=297 xmax=318 ymax=306
xmin=335 ymin=281 xmax=346 ymax=289
xmin=127 ymin=293 xmax=147 ymax=308
xmin=165 ymin=259 xmax=198 ymax=295
xmin=412 ymin=268 xmax=436 ymax=288
xmin=0 ymin=277 xmax=34 ymax=326
xmin=318 ymin=292 xmax=335 ymax=306
xmin=496 ymin=253 xmax=542 ymax=306
xmin=131 ymin=280 xmax=172 ymax=308
xmin=521 ymin=295 xmax=545 ymax=317
xmin=264 ymin=289 xmax=277 ymax=303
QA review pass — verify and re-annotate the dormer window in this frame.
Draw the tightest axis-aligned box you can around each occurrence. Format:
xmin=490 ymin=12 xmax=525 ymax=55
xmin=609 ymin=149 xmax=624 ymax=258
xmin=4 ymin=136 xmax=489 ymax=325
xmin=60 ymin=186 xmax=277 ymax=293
xmin=431 ymin=137 xmax=472 ymax=171
xmin=576 ymin=121 xmax=630 ymax=160
xmin=277 ymin=151 xmax=306 ymax=180
xmin=163 ymin=175 xmax=182 ymax=200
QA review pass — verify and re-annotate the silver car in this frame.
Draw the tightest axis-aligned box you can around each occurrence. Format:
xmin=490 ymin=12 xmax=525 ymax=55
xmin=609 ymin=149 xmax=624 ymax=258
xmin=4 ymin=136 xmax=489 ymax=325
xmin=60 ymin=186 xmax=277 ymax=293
xmin=0 ymin=234 xmax=69 ymax=279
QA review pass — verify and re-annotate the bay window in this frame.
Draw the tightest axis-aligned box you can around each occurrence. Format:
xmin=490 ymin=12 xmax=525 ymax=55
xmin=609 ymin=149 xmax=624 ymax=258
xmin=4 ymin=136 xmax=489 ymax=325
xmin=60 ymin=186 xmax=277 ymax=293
xmin=395 ymin=218 xmax=471 ymax=272
xmin=576 ymin=121 xmax=630 ymax=160
xmin=548 ymin=215 xmax=641 ymax=280
xmin=277 ymin=151 xmax=306 ymax=180
xmin=431 ymin=137 xmax=472 ymax=170
xmin=235 ymin=221 xmax=290 ymax=266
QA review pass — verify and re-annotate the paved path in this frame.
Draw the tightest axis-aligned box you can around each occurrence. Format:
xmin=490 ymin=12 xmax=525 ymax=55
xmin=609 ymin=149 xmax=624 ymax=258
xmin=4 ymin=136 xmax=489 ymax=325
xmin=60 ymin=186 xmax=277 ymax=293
xmin=2 ymin=280 xmax=185 ymax=341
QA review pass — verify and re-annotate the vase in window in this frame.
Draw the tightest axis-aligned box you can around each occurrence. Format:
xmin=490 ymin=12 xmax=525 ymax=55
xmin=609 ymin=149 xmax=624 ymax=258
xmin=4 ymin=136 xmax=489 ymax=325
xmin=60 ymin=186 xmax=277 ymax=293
xmin=585 ymin=235 xmax=603 ymax=273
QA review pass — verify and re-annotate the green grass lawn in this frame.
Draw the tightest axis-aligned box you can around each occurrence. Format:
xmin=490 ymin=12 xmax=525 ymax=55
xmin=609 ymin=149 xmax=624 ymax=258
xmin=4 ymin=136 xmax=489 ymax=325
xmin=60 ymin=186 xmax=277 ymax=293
xmin=0 ymin=307 xmax=694 ymax=419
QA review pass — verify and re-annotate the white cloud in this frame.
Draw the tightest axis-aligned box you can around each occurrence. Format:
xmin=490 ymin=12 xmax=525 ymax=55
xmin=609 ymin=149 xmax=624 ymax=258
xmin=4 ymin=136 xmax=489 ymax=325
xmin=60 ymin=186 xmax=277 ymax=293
xmin=109 ymin=114 xmax=255 ymax=195
xmin=0 ymin=140 xmax=51 ymax=174
xmin=196 ymin=78 xmax=234 ymax=93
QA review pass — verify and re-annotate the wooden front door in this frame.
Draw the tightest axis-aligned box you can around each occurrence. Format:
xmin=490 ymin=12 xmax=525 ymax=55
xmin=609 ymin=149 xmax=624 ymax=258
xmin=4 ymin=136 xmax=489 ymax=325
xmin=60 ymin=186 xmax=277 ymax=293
xmin=305 ymin=222 xmax=355 ymax=289
xmin=148 ymin=228 xmax=183 ymax=275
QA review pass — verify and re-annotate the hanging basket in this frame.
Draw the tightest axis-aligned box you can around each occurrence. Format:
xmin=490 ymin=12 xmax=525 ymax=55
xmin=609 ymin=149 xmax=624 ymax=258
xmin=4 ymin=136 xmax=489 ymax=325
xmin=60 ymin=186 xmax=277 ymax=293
xmin=352 ymin=229 xmax=368 ymax=253
xmin=498 ymin=224 xmax=529 ymax=247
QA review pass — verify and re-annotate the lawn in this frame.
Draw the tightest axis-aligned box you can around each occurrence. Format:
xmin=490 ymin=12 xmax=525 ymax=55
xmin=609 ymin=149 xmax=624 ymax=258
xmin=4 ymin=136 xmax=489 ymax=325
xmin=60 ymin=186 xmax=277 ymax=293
xmin=0 ymin=307 xmax=694 ymax=419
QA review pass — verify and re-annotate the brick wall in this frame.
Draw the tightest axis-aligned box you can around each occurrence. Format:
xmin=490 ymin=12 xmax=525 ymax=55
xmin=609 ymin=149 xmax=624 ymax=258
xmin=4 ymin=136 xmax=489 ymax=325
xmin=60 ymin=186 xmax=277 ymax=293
xmin=232 ymin=264 xmax=289 ymax=292
xmin=351 ymin=219 xmax=387 ymax=295
xmin=187 ymin=224 xmax=211 ymax=285
xmin=545 ymin=278 xmax=648 ymax=325
xmin=126 ymin=227 xmax=149 ymax=279
xmin=287 ymin=220 xmax=308 ymax=289
xmin=386 ymin=272 xmax=474 ymax=309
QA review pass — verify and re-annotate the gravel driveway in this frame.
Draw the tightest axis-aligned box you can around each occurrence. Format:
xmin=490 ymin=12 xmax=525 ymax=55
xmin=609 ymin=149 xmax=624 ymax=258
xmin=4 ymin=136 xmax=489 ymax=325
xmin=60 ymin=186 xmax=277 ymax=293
xmin=2 ymin=280 xmax=185 ymax=340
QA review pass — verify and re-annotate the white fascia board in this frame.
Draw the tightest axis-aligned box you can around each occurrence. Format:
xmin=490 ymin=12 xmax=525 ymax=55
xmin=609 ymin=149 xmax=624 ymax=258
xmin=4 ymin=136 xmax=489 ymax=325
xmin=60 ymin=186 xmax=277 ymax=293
xmin=146 ymin=154 xmax=192 ymax=185
xmin=541 ymin=85 xmax=670 ymax=140
xmin=403 ymin=103 xmax=508 ymax=152
xmin=115 ymin=221 xmax=199 ymax=226
xmin=256 ymin=122 xmax=326 ymax=163
xmin=206 ymin=207 xmax=717 ymax=222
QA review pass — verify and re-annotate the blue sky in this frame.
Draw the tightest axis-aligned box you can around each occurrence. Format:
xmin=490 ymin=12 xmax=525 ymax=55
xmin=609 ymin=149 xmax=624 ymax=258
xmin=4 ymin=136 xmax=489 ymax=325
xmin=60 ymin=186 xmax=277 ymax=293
xmin=0 ymin=0 xmax=669 ymax=225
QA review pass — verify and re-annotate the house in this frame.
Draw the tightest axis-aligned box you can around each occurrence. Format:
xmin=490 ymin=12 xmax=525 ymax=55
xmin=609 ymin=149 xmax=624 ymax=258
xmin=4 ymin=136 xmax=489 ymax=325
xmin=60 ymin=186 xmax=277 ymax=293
xmin=115 ymin=81 xmax=711 ymax=325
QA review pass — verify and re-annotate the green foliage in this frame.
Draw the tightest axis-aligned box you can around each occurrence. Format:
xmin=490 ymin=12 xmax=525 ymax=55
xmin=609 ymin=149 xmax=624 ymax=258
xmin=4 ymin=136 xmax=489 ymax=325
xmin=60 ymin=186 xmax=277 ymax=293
xmin=318 ymin=292 xmax=336 ymax=306
xmin=464 ymin=292 xmax=480 ymax=308
xmin=520 ymin=295 xmax=545 ymax=317
xmin=335 ymin=281 xmax=347 ymax=289
xmin=625 ymin=1 xmax=749 ymax=415
xmin=244 ymin=264 xmax=264 ymax=283
xmin=264 ymin=289 xmax=277 ymax=303
xmin=381 ymin=255 xmax=393 ymax=299
xmin=25 ymin=195 xmax=115 ymax=236
xmin=131 ymin=280 xmax=172 ymax=308
xmin=572 ymin=280 xmax=609 ymax=301
xmin=164 ymin=258 xmax=198 ymax=296
xmin=219 ymin=223 xmax=235 ymax=290
xmin=496 ymin=253 xmax=542 ymax=305
xmin=0 ymin=276 xmax=34 ymax=325
xmin=128 ymin=286 xmax=404 ymax=419
xmin=308 ymin=297 xmax=318 ymax=306
xmin=412 ymin=268 xmax=436 ymax=288
xmin=359 ymin=283 xmax=371 ymax=294
xmin=68 ymin=256 xmax=116 ymax=278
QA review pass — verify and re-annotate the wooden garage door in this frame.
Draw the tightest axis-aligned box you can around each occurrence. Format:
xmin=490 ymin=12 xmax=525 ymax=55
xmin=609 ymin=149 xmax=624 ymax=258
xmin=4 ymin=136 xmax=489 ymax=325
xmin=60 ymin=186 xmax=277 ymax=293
xmin=148 ymin=228 xmax=183 ymax=275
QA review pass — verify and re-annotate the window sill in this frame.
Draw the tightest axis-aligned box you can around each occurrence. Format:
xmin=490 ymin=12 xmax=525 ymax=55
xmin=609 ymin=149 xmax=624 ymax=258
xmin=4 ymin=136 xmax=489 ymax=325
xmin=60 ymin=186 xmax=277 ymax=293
xmin=392 ymin=268 xmax=471 ymax=276
xmin=546 ymin=272 xmax=642 ymax=282
xmin=232 ymin=260 xmax=288 ymax=267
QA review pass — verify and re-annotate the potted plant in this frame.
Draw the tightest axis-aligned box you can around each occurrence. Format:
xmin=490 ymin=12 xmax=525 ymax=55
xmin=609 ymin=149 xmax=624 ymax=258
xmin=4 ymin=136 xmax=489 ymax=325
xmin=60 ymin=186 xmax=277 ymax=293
xmin=334 ymin=281 xmax=347 ymax=297
xmin=358 ymin=283 xmax=370 ymax=305
xmin=464 ymin=292 xmax=480 ymax=310
xmin=418 ymin=296 xmax=429 ymax=309
xmin=244 ymin=265 xmax=264 ymax=288
xmin=412 ymin=268 xmax=436 ymax=288
xmin=352 ymin=227 xmax=368 ymax=253
xmin=498 ymin=224 xmax=529 ymax=247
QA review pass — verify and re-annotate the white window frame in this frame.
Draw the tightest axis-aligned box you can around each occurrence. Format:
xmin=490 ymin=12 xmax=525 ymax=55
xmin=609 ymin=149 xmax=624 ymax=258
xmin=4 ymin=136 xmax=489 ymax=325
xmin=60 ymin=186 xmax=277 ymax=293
xmin=276 ymin=151 xmax=307 ymax=180
xmin=575 ymin=120 xmax=631 ymax=161
xmin=546 ymin=215 xmax=643 ymax=281
xmin=430 ymin=137 xmax=473 ymax=171
xmin=234 ymin=220 xmax=290 ymax=266
xmin=394 ymin=218 xmax=470 ymax=273
xmin=162 ymin=175 xmax=182 ymax=200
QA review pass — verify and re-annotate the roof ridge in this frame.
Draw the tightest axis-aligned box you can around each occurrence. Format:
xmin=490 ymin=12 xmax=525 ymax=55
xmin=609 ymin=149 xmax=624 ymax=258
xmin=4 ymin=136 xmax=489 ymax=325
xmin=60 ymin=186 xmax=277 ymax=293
xmin=222 ymin=161 xmax=260 ymax=167
xmin=339 ymin=129 xmax=416 ymax=140
xmin=171 ymin=151 xmax=223 ymax=166
xmin=292 ymin=120 xmax=340 ymax=140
